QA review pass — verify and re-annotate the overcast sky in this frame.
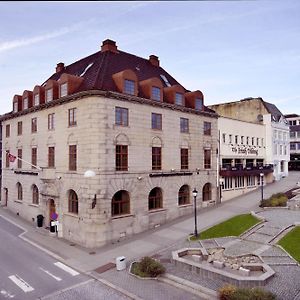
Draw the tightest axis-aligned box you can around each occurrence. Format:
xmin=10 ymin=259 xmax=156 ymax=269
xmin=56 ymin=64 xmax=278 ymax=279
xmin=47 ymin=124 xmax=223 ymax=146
xmin=1 ymin=1 xmax=300 ymax=115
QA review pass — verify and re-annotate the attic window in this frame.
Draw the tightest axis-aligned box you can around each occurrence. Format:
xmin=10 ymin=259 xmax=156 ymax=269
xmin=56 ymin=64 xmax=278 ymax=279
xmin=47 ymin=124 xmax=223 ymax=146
xmin=175 ymin=93 xmax=183 ymax=106
xmin=46 ymin=89 xmax=53 ymax=102
xmin=195 ymin=98 xmax=203 ymax=110
xmin=60 ymin=83 xmax=68 ymax=97
xmin=124 ymin=79 xmax=135 ymax=95
xmin=13 ymin=102 xmax=18 ymax=113
xmin=34 ymin=94 xmax=39 ymax=106
xmin=23 ymin=98 xmax=28 ymax=110
xmin=160 ymin=74 xmax=171 ymax=87
xmin=80 ymin=63 xmax=93 ymax=77
xmin=152 ymin=86 xmax=161 ymax=101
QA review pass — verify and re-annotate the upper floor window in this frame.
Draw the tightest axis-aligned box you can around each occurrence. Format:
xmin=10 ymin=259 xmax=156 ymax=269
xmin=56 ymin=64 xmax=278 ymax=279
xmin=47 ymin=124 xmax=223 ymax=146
xmin=180 ymin=118 xmax=189 ymax=133
xmin=152 ymin=147 xmax=162 ymax=170
xmin=261 ymin=138 xmax=264 ymax=147
xmin=46 ymin=89 xmax=53 ymax=102
xmin=290 ymin=131 xmax=296 ymax=138
xmin=151 ymin=86 xmax=161 ymax=101
xmin=257 ymin=137 xmax=259 ymax=146
xmin=68 ymin=190 xmax=78 ymax=214
xmin=124 ymin=79 xmax=135 ymax=95
xmin=17 ymin=182 xmax=23 ymax=201
xmin=181 ymin=148 xmax=189 ymax=169
xmin=17 ymin=121 xmax=22 ymax=136
xmin=175 ymin=93 xmax=183 ymax=106
xmin=32 ymin=185 xmax=39 ymax=205
xmin=241 ymin=136 xmax=244 ymax=144
xmin=6 ymin=124 xmax=10 ymax=138
xmin=31 ymin=148 xmax=37 ymax=169
xmin=48 ymin=146 xmax=55 ymax=168
xmin=48 ymin=113 xmax=55 ymax=130
xmin=13 ymin=102 xmax=18 ymax=113
xmin=17 ymin=149 xmax=22 ymax=169
xmin=252 ymin=137 xmax=255 ymax=145
xmin=69 ymin=145 xmax=77 ymax=171
xmin=23 ymin=98 xmax=28 ymax=110
xmin=246 ymin=136 xmax=249 ymax=145
xmin=204 ymin=149 xmax=211 ymax=169
xmin=31 ymin=118 xmax=37 ymax=133
xmin=235 ymin=135 xmax=238 ymax=144
xmin=290 ymin=143 xmax=296 ymax=150
xmin=60 ymin=83 xmax=68 ymax=97
xmin=34 ymin=94 xmax=39 ymax=106
xmin=195 ymin=98 xmax=203 ymax=110
xmin=229 ymin=134 xmax=232 ymax=144
xmin=115 ymin=107 xmax=128 ymax=126
xmin=152 ymin=113 xmax=162 ymax=130
xmin=68 ymin=108 xmax=77 ymax=126
xmin=204 ymin=122 xmax=211 ymax=135
xmin=116 ymin=145 xmax=128 ymax=171
xmin=222 ymin=133 xmax=226 ymax=143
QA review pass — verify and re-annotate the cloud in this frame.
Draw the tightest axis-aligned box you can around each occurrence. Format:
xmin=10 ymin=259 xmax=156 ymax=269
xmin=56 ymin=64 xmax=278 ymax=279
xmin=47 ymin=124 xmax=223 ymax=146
xmin=0 ymin=21 xmax=92 ymax=53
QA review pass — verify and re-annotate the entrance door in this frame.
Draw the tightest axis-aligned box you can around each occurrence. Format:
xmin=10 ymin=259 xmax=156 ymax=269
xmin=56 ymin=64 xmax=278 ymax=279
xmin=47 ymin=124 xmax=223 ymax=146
xmin=49 ymin=199 xmax=56 ymax=225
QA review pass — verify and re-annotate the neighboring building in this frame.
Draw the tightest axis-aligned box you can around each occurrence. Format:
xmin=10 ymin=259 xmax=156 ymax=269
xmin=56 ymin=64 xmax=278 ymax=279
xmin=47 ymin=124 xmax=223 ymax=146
xmin=284 ymin=114 xmax=300 ymax=170
xmin=218 ymin=116 xmax=273 ymax=201
xmin=1 ymin=39 xmax=218 ymax=248
xmin=210 ymin=97 xmax=290 ymax=182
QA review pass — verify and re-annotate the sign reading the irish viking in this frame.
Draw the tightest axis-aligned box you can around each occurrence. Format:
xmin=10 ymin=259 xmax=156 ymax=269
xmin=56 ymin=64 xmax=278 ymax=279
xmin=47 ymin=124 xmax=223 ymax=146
xmin=231 ymin=146 xmax=258 ymax=156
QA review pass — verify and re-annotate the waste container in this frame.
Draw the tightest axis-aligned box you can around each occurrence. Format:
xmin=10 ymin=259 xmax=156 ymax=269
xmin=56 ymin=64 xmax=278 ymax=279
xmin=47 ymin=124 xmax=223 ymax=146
xmin=37 ymin=214 xmax=44 ymax=227
xmin=116 ymin=256 xmax=126 ymax=271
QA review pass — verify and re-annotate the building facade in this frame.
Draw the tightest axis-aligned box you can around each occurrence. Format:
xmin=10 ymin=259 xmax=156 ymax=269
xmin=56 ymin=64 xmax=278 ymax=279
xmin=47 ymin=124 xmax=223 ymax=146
xmin=284 ymin=114 xmax=300 ymax=170
xmin=1 ymin=39 xmax=218 ymax=248
xmin=218 ymin=117 xmax=273 ymax=201
xmin=210 ymin=97 xmax=289 ymax=183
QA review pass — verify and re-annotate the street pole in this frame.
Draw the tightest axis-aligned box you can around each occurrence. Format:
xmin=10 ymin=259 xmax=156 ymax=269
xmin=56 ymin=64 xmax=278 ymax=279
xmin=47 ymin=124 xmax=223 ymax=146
xmin=192 ymin=188 xmax=198 ymax=238
xmin=260 ymin=173 xmax=264 ymax=205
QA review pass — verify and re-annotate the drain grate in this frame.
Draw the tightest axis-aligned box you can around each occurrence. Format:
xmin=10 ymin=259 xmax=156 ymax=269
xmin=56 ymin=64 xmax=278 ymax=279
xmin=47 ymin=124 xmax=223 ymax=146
xmin=94 ymin=262 xmax=116 ymax=274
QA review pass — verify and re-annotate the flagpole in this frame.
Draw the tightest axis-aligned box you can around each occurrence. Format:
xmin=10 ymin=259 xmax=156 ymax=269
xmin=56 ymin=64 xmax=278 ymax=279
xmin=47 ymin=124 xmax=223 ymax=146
xmin=7 ymin=152 xmax=42 ymax=171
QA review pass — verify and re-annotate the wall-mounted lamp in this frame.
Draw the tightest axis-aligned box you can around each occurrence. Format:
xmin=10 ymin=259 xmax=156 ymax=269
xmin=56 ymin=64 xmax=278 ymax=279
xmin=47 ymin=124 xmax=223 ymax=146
xmin=171 ymin=168 xmax=175 ymax=172
xmin=137 ymin=176 xmax=142 ymax=180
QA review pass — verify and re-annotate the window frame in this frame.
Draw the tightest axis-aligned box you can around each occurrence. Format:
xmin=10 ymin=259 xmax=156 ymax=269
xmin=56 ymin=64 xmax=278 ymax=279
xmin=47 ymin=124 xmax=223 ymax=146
xmin=204 ymin=149 xmax=211 ymax=169
xmin=46 ymin=88 xmax=53 ymax=102
xmin=17 ymin=121 xmax=22 ymax=136
xmin=111 ymin=190 xmax=130 ymax=217
xmin=180 ymin=118 xmax=189 ymax=133
xmin=69 ymin=145 xmax=77 ymax=171
xmin=31 ymin=147 xmax=37 ymax=169
xmin=68 ymin=108 xmax=77 ymax=127
xmin=17 ymin=182 xmax=23 ymax=201
xmin=32 ymin=185 xmax=39 ymax=205
xmin=48 ymin=113 xmax=55 ymax=130
xmin=60 ymin=82 xmax=68 ymax=97
xmin=152 ymin=147 xmax=162 ymax=170
xmin=17 ymin=149 xmax=22 ymax=169
xmin=116 ymin=145 xmax=128 ymax=171
xmin=178 ymin=185 xmax=190 ymax=205
xmin=180 ymin=148 xmax=189 ymax=170
xmin=151 ymin=86 xmax=161 ymax=101
xmin=148 ymin=187 xmax=163 ymax=210
xmin=31 ymin=117 xmax=37 ymax=133
xmin=203 ymin=121 xmax=211 ymax=136
xmin=151 ymin=113 xmax=162 ymax=130
xmin=115 ymin=107 xmax=128 ymax=127
xmin=124 ymin=79 xmax=135 ymax=95
xmin=68 ymin=190 xmax=78 ymax=214
xmin=48 ymin=146 xmax=55 ymax=168
xmin=6 ymin=124 xmax=10 ymax=138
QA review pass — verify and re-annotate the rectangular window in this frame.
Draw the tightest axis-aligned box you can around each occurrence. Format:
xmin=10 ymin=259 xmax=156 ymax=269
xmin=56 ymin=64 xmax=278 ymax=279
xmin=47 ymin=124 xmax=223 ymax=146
xmin=17 ymin=149 xmax=22 ymax=169
xmin=48 ymin=113 xmax=55 ymax=130
xmin=229 ymin=134 xmax=232 ymax=144
xmin=68 ymin=108 xmax=77 ymax=126
xmin=6 ymin=124 xmax=10 ymax=138
xmin=46 ymin=89 xmax=53 ymax=102
xmin=152 ymin=147 xmax=161 ymax=170
xmin=195 ymin=98 xmax=203 ymax=110
xmin=60 ymin=83 xmax=68 ymax=97
xmin=151 ymin=113 xmax=162 ymax=130
xmin=235 ymin=176 xmax=244 ymax=188
xmin=69 ymin=145 xmax=77 ymax=171
xmin=180 ymin=118 xmax=189 ymax=133
xmin=151 ymin=86 xmax=161 ymax=101
xmin=284 ymin=145 xmax=287 ymax=155
xmin=181 ymin=148 xmax=189 ymax=169
xmin=290 ymin=131 xmax=296 ymax=138
xmin=246 ymin=136 xmax=249 ymax=145
xmin=31 ymin=118 xmax=37 ymax=133
xmin=257 ymin=138 xmax=259 ymax=146
xmin=34 ymin=94 xmax=39 ymax=106
xmin=235 ymin=135 xmax=238 ymax=144
xmin=116 ymin=145 xmax=128 ymax=171
xmin=290 ymin=143 xmax=296 ymax=150
xmin=261 ymin=138 xmax=264 ymax=147
xmin=241 ymin=136 xmax=244 ymax=144
xmin=247 ymin=176 xmax=255 ymax=187
xmin=204 ymin=122 xmax=211 ymax=135
xmin=31 ymin=148 xmax=37 ymax=169
xmin=48 ymin=146 xmax=55 ymax=168
xmin=5 ymin=151 xmax=10 ymax=168
xmin=222 ymin=133 xmax=226 ymax=143
xmin=124 ymin=79 xmax=135 ymax=95
xmin=17 ymin=121 xmax=22 ymax=136
xmin=224 ymin=177 xmax=232 ymax=190
xmin=23 ymin=98 xmax=28 ymax=110
xmin=204 ymin=149 xmax=211 ymax=169
xmin=175 ymin=93 xmax=183 ymax=105
xmin=13 ymin=102 xmax=18 ymax=112
xmin=252 ymin=137 xmax=254 ymax=145
xmin=115 ymin=107 xmax=128 ymax=126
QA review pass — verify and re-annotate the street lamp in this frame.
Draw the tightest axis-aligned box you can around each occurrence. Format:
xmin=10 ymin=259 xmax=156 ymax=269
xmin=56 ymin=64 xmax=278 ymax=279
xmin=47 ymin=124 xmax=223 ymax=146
xmin=260 ymin=173 xmax=264 ymax=205
xmin=192 ymin=188 xmax=198 ymax=238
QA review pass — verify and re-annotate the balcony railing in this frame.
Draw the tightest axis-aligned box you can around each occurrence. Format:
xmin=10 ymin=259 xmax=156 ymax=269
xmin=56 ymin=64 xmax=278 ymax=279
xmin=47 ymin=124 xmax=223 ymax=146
xmin=220 ymin=164 xmax=273 ymax=177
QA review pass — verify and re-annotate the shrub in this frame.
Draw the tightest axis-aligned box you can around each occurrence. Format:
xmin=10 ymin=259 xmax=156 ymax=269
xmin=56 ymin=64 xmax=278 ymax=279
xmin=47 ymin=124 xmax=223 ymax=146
xmin=219 ymin=284 xmax=236 ymax=300
xmin=251 ymin=287 xmax=276 ymax=300
xmin=138 ymin=256 xmax=165 ymax=277
xmin=218 ymin=286 xmax=276 ymax=300
xmin=260 ymin=193 xmax=287 ymax=208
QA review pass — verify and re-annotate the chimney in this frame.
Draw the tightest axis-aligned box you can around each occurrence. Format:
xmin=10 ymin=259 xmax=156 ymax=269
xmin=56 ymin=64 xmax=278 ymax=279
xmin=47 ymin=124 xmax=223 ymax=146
xmin=149 ymin=55 xmax=159 ymax=67
xmin=101 ymin=39 xmax=118 ymax=53
xmin=56 ymin=62 xmax=65 ymax=73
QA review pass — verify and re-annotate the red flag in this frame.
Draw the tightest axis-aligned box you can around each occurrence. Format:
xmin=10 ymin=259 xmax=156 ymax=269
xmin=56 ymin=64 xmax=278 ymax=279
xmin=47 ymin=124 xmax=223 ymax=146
xmin=8 ymin=153 xmax=16 ymax=163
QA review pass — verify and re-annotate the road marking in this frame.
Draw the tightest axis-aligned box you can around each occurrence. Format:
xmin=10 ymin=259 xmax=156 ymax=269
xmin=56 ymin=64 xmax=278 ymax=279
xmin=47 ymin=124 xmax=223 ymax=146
xmin=0 ymin=289 xmax=15 ymax=298
xmin=39 ymin=267 xmax=62 ymax=281
xmin=54 ymin=262 xmax=79 ymax=276
xmin=8 ymin=275 xmax=34 ymax=293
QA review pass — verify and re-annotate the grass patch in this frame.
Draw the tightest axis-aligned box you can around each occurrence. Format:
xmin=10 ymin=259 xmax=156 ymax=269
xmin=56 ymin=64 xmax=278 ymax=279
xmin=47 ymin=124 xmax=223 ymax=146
xmin=278 ymin=226 xmax=300 ymax=263
xmin=190 ymin=214 xmax=260 ymax=240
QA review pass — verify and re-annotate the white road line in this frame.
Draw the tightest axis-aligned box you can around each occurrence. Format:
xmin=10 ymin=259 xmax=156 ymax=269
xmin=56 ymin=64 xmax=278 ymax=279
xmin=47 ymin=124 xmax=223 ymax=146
xmin=8 ymin=275 xmax=34 ymax=293
xmin=54 ymin=262 xmax=79 ymax=276
xmin=0 ymin=289 xmax=15 ymax=298
xmin=39 ymin=267 xmax=62 ymax=281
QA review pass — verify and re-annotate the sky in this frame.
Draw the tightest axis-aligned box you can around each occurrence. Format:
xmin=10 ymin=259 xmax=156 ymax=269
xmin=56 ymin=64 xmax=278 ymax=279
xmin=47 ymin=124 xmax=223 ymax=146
xmin=1 ymin=1 xmax=300 ymax=115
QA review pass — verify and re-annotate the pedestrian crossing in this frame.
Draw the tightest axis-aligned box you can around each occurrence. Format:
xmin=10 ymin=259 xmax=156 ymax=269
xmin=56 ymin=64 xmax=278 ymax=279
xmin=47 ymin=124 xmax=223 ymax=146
xmin=2 ymin=262 xmax=79 ymax=298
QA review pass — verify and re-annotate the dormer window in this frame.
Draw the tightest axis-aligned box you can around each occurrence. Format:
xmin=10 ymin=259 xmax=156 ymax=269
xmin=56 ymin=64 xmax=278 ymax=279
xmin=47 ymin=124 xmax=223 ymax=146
xmin=13 ymin=102 xmax=18 ymax=112
xmin=124 ymin=79 xmax=135 ymax=95
xmin=23 ymin=98 xmax=28 ymax=110
xmin=152 ymin=86 xmax=161 ymax=101
xmin=34 ymin=94 xmax=39 ymax=106
xmin=46 ymin=89 xmax=53 ymax=102
xmin=175 ymin=93 xmax=183 ymax=106
xmin=60 ymin=83 xmax=68 ymax=97
xmin=195 ymin=98 xmax=203 ymax=110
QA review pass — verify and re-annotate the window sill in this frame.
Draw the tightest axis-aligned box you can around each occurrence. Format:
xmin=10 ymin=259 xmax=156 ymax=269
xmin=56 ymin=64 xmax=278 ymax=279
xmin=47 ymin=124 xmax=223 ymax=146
xmin=14 ymin=200 xmax=23 ymax=204
xmin=112 ymin=213 xmax=133 ymax=220
xmin=68 ymin=124 xmax=77 ymax=128
xmin=114 ymin=124 xmax=130 ymax=128
xmin=64 ymin=212 xmax=79 ymax=218
xmin=178 ymin=204 xmax=192 ymax=208
xmin=29 ymin=204 xmax=39 ymax=207
xmin=151 ymin=128 xmax=162 ymax=131
xmin=149 ymin=208 xmax=166 ymax=214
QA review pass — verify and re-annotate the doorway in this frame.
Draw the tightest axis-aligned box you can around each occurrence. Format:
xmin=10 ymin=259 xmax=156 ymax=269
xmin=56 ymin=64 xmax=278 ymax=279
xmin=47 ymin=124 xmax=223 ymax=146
xmin=48 ymin=199 xmax=56 ymax=225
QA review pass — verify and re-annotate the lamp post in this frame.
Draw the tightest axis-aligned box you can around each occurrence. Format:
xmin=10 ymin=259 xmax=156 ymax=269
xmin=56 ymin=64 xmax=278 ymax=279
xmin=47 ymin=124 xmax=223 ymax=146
xmin=260 ymin=173 xmax=264 ymax=205
xmin=219 ymin=178 xmax=224 ymax=203
xmin=192 ymin=188 xmax=198 ymax=238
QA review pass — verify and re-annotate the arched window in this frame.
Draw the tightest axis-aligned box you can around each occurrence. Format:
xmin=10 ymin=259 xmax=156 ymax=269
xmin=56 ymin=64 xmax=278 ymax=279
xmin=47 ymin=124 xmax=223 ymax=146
xmin=203 ymin=183 xmax=212 ymax=201
xmin=148 ymin=187 xmax=163 ymax=210
xmin=32 ymin=185 xmax=39 ymax=205
xmin=17 ymin=182 xmax=22 ymax=201
xmin=112 ymin=190 xmax=130 ymax=216
xmin=68 ymin=190 xmax=78 ymax=214
xmin=178 ymin=185 xmax=190 ymax=205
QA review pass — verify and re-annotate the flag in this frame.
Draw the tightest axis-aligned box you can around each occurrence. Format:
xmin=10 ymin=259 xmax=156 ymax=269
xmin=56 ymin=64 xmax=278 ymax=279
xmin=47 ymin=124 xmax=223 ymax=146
xmin=7 ymin=153 xmax=16 ymax=163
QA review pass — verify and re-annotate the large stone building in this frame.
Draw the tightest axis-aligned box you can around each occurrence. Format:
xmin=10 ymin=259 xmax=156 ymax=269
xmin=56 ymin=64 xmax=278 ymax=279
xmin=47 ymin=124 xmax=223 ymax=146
xmin=210 ymin=97 xmax=290 ymax=183
xmin=1 ymin=39 xmax=218 ymax=247
xmin=284 ymin=114 xmax=300 ymax=170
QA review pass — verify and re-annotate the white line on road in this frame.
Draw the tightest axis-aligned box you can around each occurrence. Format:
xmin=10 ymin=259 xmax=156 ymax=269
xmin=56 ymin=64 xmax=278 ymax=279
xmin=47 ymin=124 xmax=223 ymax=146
xmin=54 ymin=262 xmax=79 ymax=276
xmin=39 ymin=267 xmax=62 ymax=281
xmin=0 ymin=289 xmax=15 ymax=298
xmin=8 ymin=275 xmax=34 ymax=293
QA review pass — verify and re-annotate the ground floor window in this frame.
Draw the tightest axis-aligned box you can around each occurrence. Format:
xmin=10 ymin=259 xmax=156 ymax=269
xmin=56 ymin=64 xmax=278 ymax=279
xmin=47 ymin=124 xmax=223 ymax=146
xmin=246 ymin=176 xmax=255 ymax=187
xmin=149 ymin=187 xmax=163 ymax=210
xmin=235 ymin=176 xmax=245 ymax=188
xmin=112 ymin=190 xmax=130 ymax=216
xmin=224 ymin=177 xmax=232 ymax=190
xmin=202 ymin=183 xmax=212 ymax=201
xmin=178 ymin=185 xmax=190 ymax=205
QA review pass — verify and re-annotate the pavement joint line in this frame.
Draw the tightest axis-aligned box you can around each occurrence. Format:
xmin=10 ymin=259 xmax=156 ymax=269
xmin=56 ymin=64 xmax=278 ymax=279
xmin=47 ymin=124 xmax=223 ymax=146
xmin=89 ymin=272 xmax=143 ymax=300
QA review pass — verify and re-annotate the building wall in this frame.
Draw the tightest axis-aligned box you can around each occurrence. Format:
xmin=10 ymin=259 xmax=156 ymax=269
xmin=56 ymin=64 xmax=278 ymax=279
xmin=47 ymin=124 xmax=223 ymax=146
xmin=2 ymin=93 xmax=218 ymax=247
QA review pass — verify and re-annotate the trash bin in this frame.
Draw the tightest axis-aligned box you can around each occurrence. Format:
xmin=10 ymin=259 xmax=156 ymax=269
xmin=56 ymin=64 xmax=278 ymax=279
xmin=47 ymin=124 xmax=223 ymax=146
xmin=37 ymin=214 xmax=44 ymax=227
xmin=50 ymin=220 xmax=56 ymax=233
xmin=116 ymin=256 xmax=126 ymax=271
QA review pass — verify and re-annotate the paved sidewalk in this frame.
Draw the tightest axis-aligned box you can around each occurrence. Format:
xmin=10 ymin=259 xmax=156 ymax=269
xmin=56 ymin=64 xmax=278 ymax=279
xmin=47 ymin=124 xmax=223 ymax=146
xmin=1 ymin=171 xmax=300 ymax=299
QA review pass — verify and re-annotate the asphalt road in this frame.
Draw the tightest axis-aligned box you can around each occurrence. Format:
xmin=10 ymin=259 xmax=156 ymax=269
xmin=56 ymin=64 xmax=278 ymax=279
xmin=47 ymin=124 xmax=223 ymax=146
xmin=0 ymin=216 xmax=90 ymax=300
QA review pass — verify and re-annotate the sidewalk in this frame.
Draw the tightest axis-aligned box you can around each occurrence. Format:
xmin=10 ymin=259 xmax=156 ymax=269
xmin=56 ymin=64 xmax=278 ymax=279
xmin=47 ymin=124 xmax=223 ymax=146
xmin=1 ymin=171 xmax=299 ymax=298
